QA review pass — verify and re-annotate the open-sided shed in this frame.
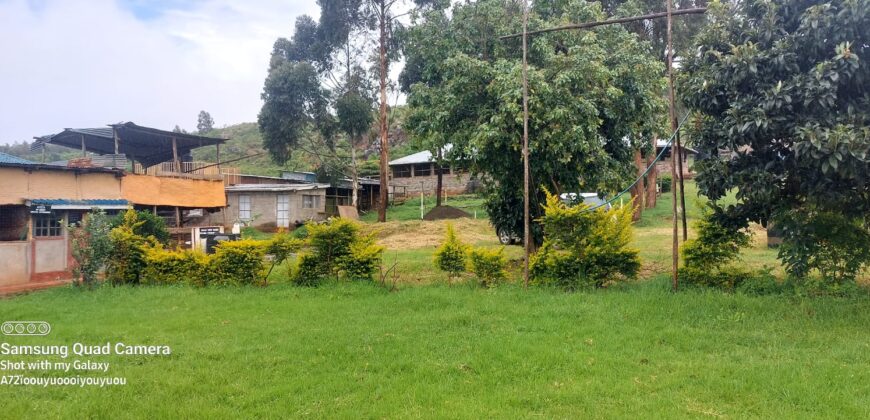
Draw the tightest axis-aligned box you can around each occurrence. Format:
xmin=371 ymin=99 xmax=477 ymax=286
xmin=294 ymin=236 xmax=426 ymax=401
xmin=31 ymin=122 xmax=226 ymax=168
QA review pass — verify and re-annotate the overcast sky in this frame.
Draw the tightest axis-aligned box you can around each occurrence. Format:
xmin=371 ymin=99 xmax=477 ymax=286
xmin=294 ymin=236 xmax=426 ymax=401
xmin=0 ymin=0 xmax=322 ymax=144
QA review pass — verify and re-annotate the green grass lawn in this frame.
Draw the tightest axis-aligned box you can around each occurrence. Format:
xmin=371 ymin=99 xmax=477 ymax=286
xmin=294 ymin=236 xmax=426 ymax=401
xmin=1 ymin=281 xmax=867 ymax=418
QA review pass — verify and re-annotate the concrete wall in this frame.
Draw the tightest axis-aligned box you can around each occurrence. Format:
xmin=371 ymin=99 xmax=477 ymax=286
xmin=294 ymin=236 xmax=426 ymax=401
xmin=389 ymin=165 xmax=474 ymax=196
xmin=0 ymin=167 xmax=122 ymax=205
xmin=0 ymin=242 xmax=30 ymax=286
xmin=33 ymin=238 xmax=67 ymax=273
xmin=206 ymin=189 xmax=327 ymax=230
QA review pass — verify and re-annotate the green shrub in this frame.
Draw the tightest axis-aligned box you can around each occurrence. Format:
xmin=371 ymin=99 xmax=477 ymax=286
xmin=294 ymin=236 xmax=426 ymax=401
xmin=291 ymin=218 xmax=383 ymax=285
xmin=106 ymin=210 xmax=156 ymax=285
xmin=141 ymin=247 xmax=211 ymax=286
xmin=264 ymin=233 xmax=303 ymax=281
xmin=293 ymin=253 xmax=324 ymax=286
xmin=433 ymin=223 xmax=467 ymax=279
xmin=210 ymin=239 xmax=267 ymax=286
xmin=338 ymin=241 xmax=385 ymax=280
xmin=660 ymin=175 xmax=672 ymax=193
xmin=467 ymin=247 xmax=506 ymax=287
xmin=776 ymin=208 xmax=870 ymax=284
xmin=735 ymin=267 xmax=781 ymax=296
xmin=530 ymin=193 xmax=640 ymax=290
xmin=680 ymin=205 xmax=753 ymax=290
xmin=67 ymin=209 xmax=112 ymax=288
xmin=111 ymin=210 xmax=170 ymax=245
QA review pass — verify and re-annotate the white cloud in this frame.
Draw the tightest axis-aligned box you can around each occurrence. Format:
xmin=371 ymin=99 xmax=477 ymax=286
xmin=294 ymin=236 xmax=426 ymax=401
xmin=0 ymin=0 xmax=319 ymax=143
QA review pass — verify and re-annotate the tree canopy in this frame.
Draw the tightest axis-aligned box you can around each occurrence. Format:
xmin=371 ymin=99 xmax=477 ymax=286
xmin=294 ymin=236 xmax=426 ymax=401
xmin=404 ymin=0 xmax=666 ymax=241
xmin=682 ymin=0 xmax=870 ymax=281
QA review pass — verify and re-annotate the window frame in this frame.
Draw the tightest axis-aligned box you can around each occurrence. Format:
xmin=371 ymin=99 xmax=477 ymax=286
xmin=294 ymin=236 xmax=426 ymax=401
xmin=392 ymin=165 xmax=411 ymax=178
xmin=32 ymin=212 xmax=64 ymax=238
xmin=276 ymin=194 xmax=289 ymax=228
xmin=413 ymin=163 xmax=432 ymax=177
xmin=302 ymin=194 xmax=320 ymax=210
xmin=238 ymin=195 xmax=252 ymax=220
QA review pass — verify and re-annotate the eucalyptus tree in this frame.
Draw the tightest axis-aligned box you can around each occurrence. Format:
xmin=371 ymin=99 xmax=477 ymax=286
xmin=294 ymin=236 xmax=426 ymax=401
xmin=682 ymin=0 xmax=870 ymax=282
xmin=404 ymin=0 xmax=665 ymax=243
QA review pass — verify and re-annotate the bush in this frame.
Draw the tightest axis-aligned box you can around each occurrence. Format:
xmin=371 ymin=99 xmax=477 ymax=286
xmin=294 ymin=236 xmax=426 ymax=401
xmin=210 ymin=240 xmax=267 ymax=286
xmin=67 ymin=209 xmax=112 ymax=287
xmin=467 ymin=247 xmax=506 ymax=287
xmin=433 ymin=223 xmax=467 ymax=279
xmin=264 ymin=233 xmax=303 ymax=281
xmin=660 ymin=175 xmax=672 ymax=193
xmin=680 ymin=205 xmax=754 ymax=290
xmin=105 ymin=210 xmax=156 ymax=285
xmin=293 ymin=253 xmax=324 ymax=287
xmin=735 ymin=267 xmax=781 ymax=296
xmin=338 ymin=241 xmax=385 ymax=280
xmin=141 ymin=247 xmax=211 ymax=287
xmin=776 ymin=208 xmax=870 ymax=284
xmin=111 ymin=210 xmax=170 ymax=245
xmin=530 ymin=192 xmax=640 ymax=290
xmin=292 ymin=218 xmax=383 ymax=285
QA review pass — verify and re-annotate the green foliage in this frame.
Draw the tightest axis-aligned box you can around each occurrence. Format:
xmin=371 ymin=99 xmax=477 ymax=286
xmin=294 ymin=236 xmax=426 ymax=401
xmin=659 ymin=175 xmax=672 ymax=193
xmin=293 ymin=253 xmax=324 ymax=287
xmin=293 ymin=218 xmax=384 ymax=285
xmin=141 ymin=247 xmax=211 ymax=287
xmin=405 ymin=0 xmax=666 ymax=243
xmin=682 ymin=208 xmax=752 ymax=271
xmin=680 ymin=206 xmax=756 ymax=291
xmin=776 ymin=208 xmax=870 ymax=284
xmin=266 ymin=233 xmax=303 ymax=266
xmin=67 ymin=209 xmax=112 ymax=288
xmin=111 ymin=210 xmax=170 ymax=245
xmin=530 ymin=193 xmax=640 ymax=290
xmin=467 ymin=247 xmax=506 ymax=287
xmin=210 ymin=240 xmax=267 ymax=286
xmin=106 ymin=210 xmax=156 ymax=285
xmin=433 ymin=223 xmax=467 ymax=279
xmin=682 ymin=0 xmax=870 ymax=283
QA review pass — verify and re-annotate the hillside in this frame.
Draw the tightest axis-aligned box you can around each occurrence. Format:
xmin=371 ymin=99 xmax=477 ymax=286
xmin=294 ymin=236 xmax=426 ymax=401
xmin=195 ymin=123 xmax=313 ymax=177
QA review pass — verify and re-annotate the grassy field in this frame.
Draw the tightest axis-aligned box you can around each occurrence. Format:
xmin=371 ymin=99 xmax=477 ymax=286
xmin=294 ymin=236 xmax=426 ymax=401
xmin=2 ymin=183 xmax=867 ymax=418
xmin=1 ymin=281 xmax=868 ymax=418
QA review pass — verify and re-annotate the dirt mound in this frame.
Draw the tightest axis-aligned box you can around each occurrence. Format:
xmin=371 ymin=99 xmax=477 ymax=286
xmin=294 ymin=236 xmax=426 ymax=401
xmin=423 ymin=205 xmax=471 ymax=221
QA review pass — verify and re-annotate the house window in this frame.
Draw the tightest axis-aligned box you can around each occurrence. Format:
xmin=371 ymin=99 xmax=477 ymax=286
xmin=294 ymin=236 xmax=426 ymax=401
xmin=302 ymin=195 xmax=320 ymax=209
xmin=0 ymin=205 xmax=28 ymax=241
xmin=276 ymin=195 xmax=289 ymax=228
xmin=392 ymin=165 xmax=411 ymax=178
xmin=238 ymin=195 xmax=251 ymax=220
xmin=33 ymin=213 xmax=63 ymax=237
xmin=413 ymin=163 xmax=432 ymax=177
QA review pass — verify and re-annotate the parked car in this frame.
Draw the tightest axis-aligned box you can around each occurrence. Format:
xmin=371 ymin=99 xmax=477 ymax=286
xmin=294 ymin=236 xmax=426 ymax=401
xmin=495 ymin=192 xmax=609 ymax=245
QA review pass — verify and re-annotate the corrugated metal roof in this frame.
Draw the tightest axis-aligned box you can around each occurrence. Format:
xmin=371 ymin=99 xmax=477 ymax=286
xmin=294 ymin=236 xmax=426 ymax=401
xmin=656 ymin=139 xmax=698 ymax=154
xmin=0 ymin=151 xmax=35 ymax=165
xmin=388 ymin=145 xmax=453 ymax=166
xmin=225 ymin=183 xmax=331 ymax=193
xmin=27 ymin=199 xmax=129 ymax=210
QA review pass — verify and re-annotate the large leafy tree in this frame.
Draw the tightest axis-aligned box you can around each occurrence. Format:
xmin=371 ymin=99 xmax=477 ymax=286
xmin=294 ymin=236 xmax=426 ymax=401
xmin=682 ymin=0 xmax=870 ymax=282
xmin=405 ymin=0 xmax=665 ymax=243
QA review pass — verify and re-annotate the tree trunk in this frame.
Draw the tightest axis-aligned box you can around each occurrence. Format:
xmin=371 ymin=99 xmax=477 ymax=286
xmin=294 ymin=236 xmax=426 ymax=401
xmin=351 ymin=137 xmax=359 ymax=208
xmin=630 ymin=149 xmax=645 ymax=222
xmin=645 ymin=140 xmax=658 ymax=208
xmin=435 ymin=149 xmax=443 ymax=207
xmin=376 ymin=2 xmax=389 ymax=223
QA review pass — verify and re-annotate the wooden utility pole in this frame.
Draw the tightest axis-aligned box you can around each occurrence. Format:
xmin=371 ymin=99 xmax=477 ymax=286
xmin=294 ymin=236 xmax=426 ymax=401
xmin=376 ymin=0 xmax=390 ymax=223
xmin=521 ymin=0 xmax=531 ymax=289
xmin=666 ymin=0 xmax=679 ymax=291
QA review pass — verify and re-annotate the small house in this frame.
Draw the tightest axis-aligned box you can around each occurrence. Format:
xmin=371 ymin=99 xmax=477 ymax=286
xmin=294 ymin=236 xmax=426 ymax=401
xmin=388 ymin=149 xmax=475 ymax=198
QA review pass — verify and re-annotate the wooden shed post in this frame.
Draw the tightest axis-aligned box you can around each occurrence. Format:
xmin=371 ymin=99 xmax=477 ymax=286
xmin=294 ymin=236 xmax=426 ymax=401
xmin=172 ymin=137 xmax=180 ymax=173
xmin=80 ymin=134 xmax=86 ymax=157
xmin=113 ymin=128 xmax=120 ymax=168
